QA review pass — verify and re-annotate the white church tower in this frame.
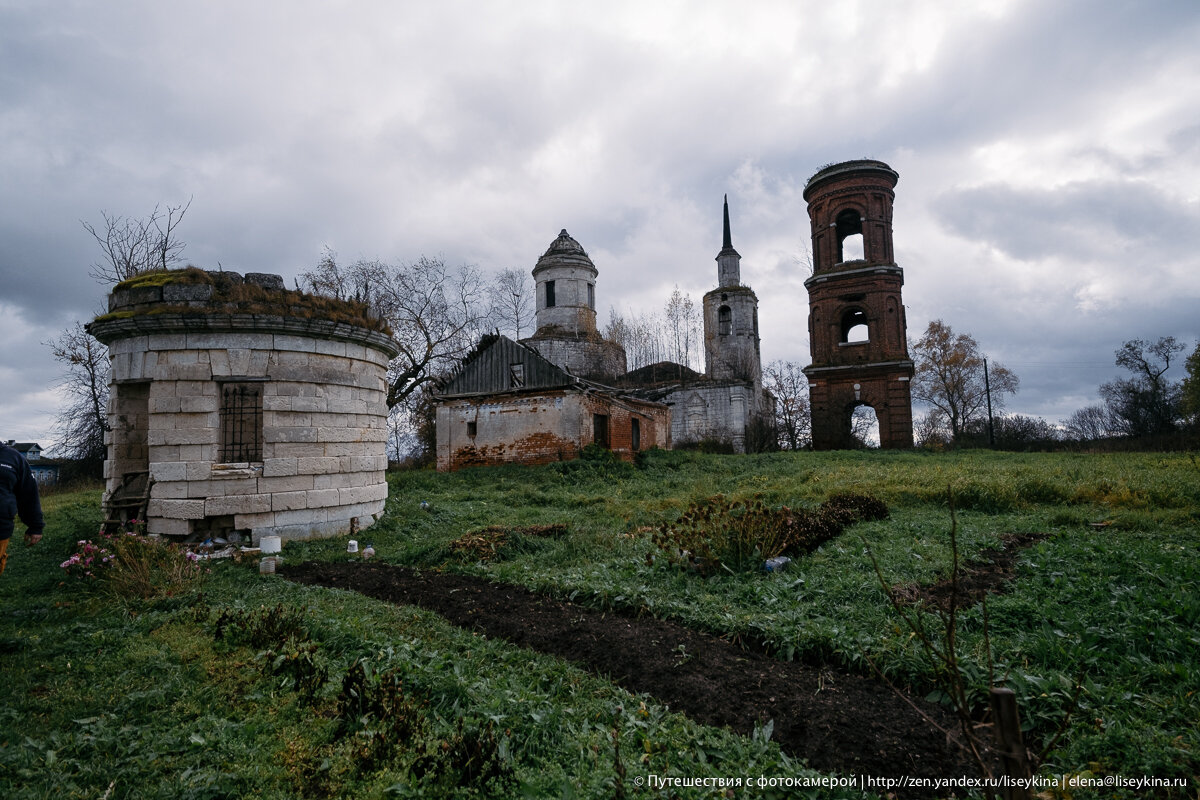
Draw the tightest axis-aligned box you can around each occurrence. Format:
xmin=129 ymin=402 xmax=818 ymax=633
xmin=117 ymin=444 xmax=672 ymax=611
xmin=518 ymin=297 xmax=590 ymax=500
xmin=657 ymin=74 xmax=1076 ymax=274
xmin=703 ymin=196 xmax=762 ymax=387
xmin=520 ymin=229 xmax=627 ymax=379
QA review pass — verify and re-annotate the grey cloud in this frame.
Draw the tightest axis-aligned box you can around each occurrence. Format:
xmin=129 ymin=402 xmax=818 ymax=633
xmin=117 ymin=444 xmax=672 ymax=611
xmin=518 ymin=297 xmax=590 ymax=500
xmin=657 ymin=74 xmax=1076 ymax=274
xmin=931 ymin=179 xmax=1200 ymax=263
xmin=2 ymin=1 xmax=1200 ymax=443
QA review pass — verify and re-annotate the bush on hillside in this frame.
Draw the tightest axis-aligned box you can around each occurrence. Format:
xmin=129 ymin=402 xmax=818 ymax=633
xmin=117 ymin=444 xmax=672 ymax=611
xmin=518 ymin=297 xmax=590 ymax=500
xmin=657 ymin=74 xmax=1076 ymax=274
xmin=651 ymin=491 xmax=889 ymax=575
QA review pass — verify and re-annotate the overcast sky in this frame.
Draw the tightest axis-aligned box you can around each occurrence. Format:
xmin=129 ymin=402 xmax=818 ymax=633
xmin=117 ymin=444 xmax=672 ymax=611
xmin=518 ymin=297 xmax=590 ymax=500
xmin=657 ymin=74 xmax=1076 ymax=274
xmin=3 ymin=0 xmax=1198 ymax=447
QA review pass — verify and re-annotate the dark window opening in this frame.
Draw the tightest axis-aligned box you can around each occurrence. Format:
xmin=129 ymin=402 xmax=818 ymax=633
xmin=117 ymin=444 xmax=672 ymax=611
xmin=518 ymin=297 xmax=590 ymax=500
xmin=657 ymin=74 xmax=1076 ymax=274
xmin=840 ymin=308 xmax=869 ymax=343
xmin=587 ymin=283 xmax=595 ymax=310
xmin=718 ymin=305 xmax=732 ymax=336
xmin=509 ymin=362 xmax=525 ymax=388
xmin=545 ymin=280 xmax=556 ymax=307
xmin=631 ymin=418 xmax=641 ymax=451
xmin=593 ymin=413 xmax=610 ymax=449
xmin=220 ymin=384 xmax=263 ymax=462
xmin=835 ymin=209 xmax=864 ymax=262
xmin=467 ymin=420 xmax=477 ymax=437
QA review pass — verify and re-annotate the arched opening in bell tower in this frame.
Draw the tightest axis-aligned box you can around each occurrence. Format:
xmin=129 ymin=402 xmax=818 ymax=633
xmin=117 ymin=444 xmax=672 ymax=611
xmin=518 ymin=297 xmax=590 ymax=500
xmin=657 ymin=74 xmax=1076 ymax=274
xmin=840 ymin=308 xmax=869 ymax=343
xmin=835 ymin=209 xmax=864 ymax=263
xmin=718 ymin=305 xmax=732 ymax=336
xmin=850 ymin=404 xmax=880 ymax=448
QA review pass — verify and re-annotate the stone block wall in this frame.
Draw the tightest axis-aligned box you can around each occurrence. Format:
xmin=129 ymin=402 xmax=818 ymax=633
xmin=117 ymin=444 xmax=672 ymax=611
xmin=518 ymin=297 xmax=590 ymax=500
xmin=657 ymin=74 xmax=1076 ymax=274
xmin=91 ymin=271 xmax=399 ymax=544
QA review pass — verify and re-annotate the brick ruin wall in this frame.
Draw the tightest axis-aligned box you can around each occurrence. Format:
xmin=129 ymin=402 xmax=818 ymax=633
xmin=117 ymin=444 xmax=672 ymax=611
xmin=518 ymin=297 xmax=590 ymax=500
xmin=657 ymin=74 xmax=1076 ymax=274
xmin=436 ymin=390 xmax=670 ymax=471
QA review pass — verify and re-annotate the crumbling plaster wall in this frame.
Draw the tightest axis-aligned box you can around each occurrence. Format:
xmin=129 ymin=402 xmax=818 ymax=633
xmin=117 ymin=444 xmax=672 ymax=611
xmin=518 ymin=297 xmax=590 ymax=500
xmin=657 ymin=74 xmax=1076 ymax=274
xmin=436 ymin=390 xmax=669 ymax=471
xmin=665 ymin=381 xmax=764 ymax=451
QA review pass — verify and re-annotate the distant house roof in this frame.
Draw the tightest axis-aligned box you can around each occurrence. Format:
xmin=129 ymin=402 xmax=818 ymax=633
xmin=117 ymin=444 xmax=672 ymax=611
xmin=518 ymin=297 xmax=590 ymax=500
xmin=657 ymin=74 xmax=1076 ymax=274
xmin=5 ymin=441 xmax=44 ymax=459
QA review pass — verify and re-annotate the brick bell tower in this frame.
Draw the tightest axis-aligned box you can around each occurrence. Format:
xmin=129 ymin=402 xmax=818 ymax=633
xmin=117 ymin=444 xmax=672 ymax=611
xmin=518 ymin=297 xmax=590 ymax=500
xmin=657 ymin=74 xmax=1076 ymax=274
xmin=802 ymin=160 xmax=914 ymax=449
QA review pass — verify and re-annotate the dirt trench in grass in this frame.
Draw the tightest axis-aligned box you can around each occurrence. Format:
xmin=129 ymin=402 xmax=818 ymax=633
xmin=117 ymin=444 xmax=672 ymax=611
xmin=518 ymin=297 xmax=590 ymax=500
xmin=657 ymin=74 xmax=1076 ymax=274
xmin=889 ymin=532 xmax=1050 ymax=612
xmin=282 ymin=561 xmax=989 ymax=788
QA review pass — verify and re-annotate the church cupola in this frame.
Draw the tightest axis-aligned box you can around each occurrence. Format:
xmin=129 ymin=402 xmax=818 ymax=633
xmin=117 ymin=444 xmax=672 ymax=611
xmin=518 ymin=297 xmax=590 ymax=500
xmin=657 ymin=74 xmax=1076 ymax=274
xmin=520 ymin=229 xmax=627 ymax=379
xmin=531 ymin=229 xmax=598 ymax=336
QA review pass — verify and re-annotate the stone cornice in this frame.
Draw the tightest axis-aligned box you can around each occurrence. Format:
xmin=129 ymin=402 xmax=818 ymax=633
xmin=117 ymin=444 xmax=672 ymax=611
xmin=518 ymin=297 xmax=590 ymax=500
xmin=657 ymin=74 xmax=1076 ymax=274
xmin=802 ymin=360 xmax=914 ymax=377
xmin=804 ymin=263 xmax=904 ymax=288
xmin=804 ymin=160 xmax=898 ymax=196
xmin=87 ymin=313 xmax=401 ymax=358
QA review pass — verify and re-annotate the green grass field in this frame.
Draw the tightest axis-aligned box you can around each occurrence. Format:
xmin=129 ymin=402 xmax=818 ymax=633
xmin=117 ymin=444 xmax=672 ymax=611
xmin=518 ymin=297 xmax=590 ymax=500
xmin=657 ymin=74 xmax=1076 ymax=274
xmin=1 ymin=449 xmax=1197 ymax=798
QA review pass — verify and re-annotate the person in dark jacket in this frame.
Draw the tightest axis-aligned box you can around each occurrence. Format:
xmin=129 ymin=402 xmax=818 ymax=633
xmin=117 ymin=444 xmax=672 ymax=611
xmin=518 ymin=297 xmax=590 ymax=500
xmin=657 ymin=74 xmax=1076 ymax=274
xmin=1 ymin=442 xmax=44 ymax=576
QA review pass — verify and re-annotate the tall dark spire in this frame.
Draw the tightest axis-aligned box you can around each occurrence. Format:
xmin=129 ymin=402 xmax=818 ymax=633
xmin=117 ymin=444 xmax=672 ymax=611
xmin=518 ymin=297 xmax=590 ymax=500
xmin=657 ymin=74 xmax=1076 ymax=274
xmin=722 ymin=194 xmax=733 ymax=250
xmin=716 ymin=194 xmax=741 ymax=287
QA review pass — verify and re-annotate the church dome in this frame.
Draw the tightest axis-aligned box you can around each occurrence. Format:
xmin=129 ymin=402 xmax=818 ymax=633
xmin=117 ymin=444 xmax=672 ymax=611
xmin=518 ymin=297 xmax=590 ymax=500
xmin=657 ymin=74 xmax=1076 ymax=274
xmin=533 ymin=229 xmax=597 ymax=276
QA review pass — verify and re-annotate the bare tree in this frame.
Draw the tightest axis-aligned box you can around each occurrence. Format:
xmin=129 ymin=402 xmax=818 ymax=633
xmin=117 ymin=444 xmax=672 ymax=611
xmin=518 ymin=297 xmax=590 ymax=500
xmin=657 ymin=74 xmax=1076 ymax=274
xmin=299 ymin=253 xmax=493 ymax=409
xmin=911 ymin=320 xmax=1019 ymax=444
xmin=45 ymin=322 xmax=110 ymax=478
xmin=1062 ymin=405 xmax=1116 ymax=441
xmin=603 ymin=308 xmax=632 ymax=359
xmin=685 ymin=294 xmax=701 ymax=370
xmin=82 ymin=199 xmax=192 ymax=284
xmin=664 ymin=286 xmax=702 ymax=369
xmin=1099 ymin=337 xmax=1185 ymax=437
xmin=606 ymin=307 xmax=669 ymax=371
xmin=762 ymin=360 xmax=810 ymax=449
xmin=913 ymin=409 xmax=952 ymax=449
xmin=301 ymin=247 xmax=356 ymax=300
xmin=490 ymin=268 xmax=534 ymax=340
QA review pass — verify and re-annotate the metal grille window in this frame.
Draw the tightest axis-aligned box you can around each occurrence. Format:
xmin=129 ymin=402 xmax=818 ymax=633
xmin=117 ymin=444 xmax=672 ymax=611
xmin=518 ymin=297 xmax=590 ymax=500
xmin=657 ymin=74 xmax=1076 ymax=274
xmin=220 ymin=384 xmax=263 ymax=462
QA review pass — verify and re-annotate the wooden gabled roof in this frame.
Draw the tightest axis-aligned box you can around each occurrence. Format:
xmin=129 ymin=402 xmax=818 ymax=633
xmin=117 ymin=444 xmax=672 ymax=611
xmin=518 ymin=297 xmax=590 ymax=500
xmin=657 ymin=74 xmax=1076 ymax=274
xmin=437 ymin=335 xmax=575 ymax=398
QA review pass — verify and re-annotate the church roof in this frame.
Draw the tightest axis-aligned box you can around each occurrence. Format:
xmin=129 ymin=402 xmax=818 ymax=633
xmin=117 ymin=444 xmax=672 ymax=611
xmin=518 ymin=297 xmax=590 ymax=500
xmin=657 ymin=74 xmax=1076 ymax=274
xmin=533 ymin=229 xmax=597 ymax=276
xmin=437 ymin=335 xmax=573 ymax=397
xmin=619 ymin=361 xmax=704 ymax=388
xmin=542 ymin=229 xmax=588 ymax=258
xmin=718 ymin=194 xmax=740 ymax=258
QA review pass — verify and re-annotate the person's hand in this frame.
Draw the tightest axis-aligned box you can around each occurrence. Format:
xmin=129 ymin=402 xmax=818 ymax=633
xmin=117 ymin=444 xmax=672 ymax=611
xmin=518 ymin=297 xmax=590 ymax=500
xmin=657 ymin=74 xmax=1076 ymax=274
xmin=24 ymin=532 xmax=42 ymax=547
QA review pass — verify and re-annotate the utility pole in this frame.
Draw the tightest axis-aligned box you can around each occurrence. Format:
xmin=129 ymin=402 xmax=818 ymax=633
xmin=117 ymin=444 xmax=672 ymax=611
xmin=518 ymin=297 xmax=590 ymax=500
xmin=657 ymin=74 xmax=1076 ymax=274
xmin=984 ymin=358 xmax=995 ymax=447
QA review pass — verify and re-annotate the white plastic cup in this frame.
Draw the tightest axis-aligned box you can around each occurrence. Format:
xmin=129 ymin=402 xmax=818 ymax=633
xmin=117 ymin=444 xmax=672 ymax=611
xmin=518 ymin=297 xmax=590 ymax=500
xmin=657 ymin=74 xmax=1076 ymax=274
xmin=347 ymin=540 xmax=359 ymax=553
